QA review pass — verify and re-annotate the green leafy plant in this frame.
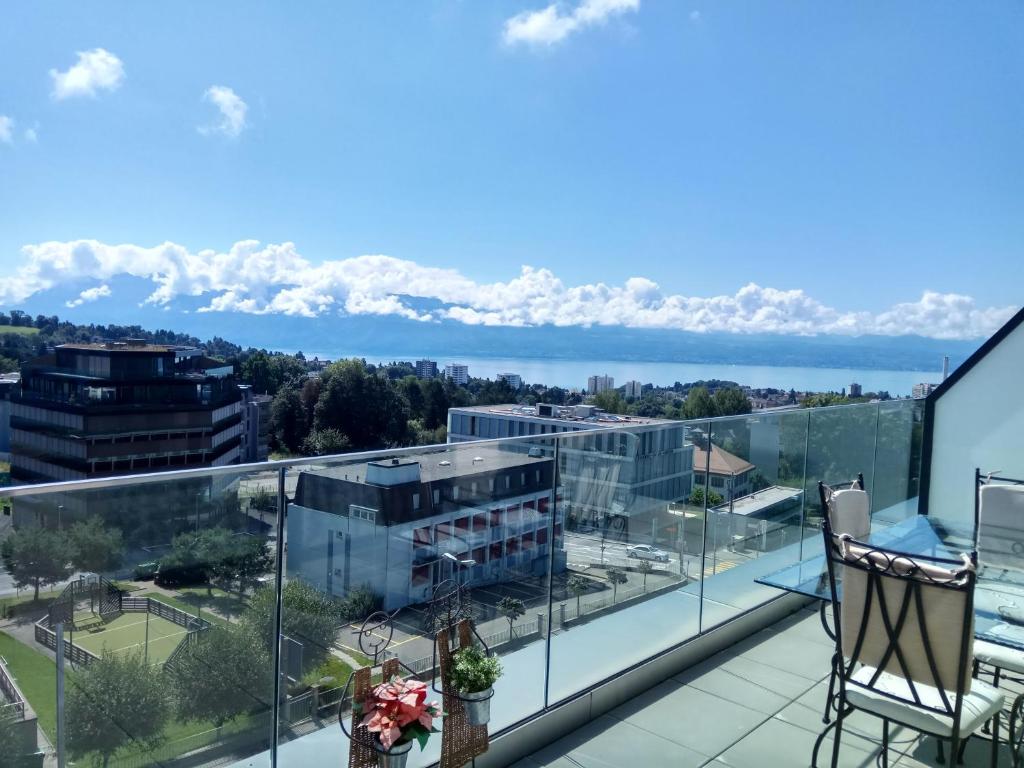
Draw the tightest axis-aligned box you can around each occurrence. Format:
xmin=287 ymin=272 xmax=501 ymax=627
xmin=449 ymin=645 xmax=502 ymax=694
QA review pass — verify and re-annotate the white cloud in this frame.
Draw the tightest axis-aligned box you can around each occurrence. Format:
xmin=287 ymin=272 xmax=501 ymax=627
xmin=504 ymin=0 xmax=639 ymax=47
xmin=50 ymin=49 xmax=125 ymax=100
xmin=24 ymin=126 xmax=38 ymax=143
xmin=689 ymin=10 xmax=701 ymax=22
xmin=0 ymin=116 xmax=12 ymax=144
xmin=65 ymin=284 xmax=112 ymax=308
xmin=0 ymin=239 xmax=1016 ymax=341
xmin=199 ymin=86 xmax=248 ymax=138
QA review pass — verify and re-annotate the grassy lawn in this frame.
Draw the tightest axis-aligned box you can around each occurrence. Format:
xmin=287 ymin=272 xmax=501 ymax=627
xmin=0 ymin=630 xmax=72 ymax=740
xmin=0 ymin=590 xmax=61 ymax=618
xmin=72 ymin=612 xmax=186 ymax=665
xmin=0 ymin=325 xmax=39 ymax=336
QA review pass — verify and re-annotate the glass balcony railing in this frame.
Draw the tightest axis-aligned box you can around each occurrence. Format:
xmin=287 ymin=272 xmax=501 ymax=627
xmin=0 ymin=399 xmax=924 ymax=768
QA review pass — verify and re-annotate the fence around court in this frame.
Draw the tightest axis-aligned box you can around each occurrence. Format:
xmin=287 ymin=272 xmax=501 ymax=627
xmin=0 ymin=657 xmax=28 ymax=720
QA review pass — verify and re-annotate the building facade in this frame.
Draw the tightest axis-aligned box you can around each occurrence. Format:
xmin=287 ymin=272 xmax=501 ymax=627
xmin=0 ymin=372 xmax=18 ymax=461
xmin=445 ymin=363 xmax=469 ymax=386
xmin=587 ymin=374 xmax=614 ymax=394
xmin=624 ymin=380 xmax=643 ymax=399
xmin=848 ymin=382 xmax=862 ymax=398
xmin=692 ymin=440 xmax=756 ymax=503
xmin=287 ymin=446 xmax=560 ymax=611
xmin=913 ymin=382 xmax=938 ymax=399
xmin=415 ymin=359 xmax=438 ymax=379
xmin=239 ymin=385 xmax=272 ymax=463
xmin=9 ymin=342 xmax=244 ymax=485
xmin=447 ymin=404 xmax=693 ymax=544
xmin=497 ymin=373 xmax=522 ymax=390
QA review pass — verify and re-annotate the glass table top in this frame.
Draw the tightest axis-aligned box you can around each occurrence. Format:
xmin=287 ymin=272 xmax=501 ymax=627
xmin=757 ymin=514 xmax=1024 ymax=651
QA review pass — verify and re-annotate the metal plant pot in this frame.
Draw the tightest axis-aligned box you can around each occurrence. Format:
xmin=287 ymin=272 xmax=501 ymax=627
xmin=460 ymin=687 xmax=494 ymax=726
xmin=373 ymin=737 xmax=413 ymax=768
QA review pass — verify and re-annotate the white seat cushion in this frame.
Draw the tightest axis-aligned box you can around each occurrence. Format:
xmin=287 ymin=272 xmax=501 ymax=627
xmin=846 ymin=667 xmax=1003 ymax=738
xmin=975 ymin=639 xmax=1024 ymax=674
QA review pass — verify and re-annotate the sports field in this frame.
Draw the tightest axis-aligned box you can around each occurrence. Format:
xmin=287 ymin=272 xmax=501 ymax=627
xmin=70 ymin=611 xmax=188 ymax=664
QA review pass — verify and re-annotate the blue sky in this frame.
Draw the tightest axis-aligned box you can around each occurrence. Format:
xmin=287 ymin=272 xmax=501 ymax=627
xmin=0 ymin=1 xmax=1021 ymax=339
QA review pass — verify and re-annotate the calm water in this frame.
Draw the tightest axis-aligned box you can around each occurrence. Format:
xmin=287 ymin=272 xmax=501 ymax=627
xmin=301 ymin=351 xmax=940 ymax=395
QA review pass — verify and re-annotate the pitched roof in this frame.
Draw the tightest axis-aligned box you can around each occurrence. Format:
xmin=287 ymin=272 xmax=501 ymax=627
xmin=692 ymin=443 xmax=755 ymax=476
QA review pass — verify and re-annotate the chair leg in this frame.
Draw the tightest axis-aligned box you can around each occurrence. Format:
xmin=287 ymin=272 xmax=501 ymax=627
xmin=881 ymin=719 xmax=889 ymax=768
xmin=830 ymin=708 xmax=845 ymax=768
xmin=823 ymin=653 xmax=838 ymax=724
xmin=937 ymin=739 xmax=945 ymax=764
xmin=812 ymin=716 xmax=841 ymax=767
xmin=953 ymin=734 xmax=966 ymax=765
xmin=993 ymin=713 xmax=1002 ymax=768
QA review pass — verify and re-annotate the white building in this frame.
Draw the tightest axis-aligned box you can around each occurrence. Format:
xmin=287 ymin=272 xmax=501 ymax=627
xmin=445 ymin=363 xmax=469 ymax=386
xmin=624 ymin=380 xmax=643 ymax=399
xmin=497 ymin=373 xmax=522 ymax=390
xmin=587 ymin=374 xmax=614 ymax=394
xmin=913 ymin=382 xmax=938 ymax=399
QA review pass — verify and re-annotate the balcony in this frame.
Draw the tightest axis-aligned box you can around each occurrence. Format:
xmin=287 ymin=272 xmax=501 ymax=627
xmin=0 ymin=308 xmax=1021 ymax=768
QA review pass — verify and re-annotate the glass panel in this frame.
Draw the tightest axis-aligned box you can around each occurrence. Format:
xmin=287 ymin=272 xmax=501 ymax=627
xmin=547 ymin=421 xmax=697 ymax=705
xmin=872 ymin=399 xmax=923 ymax=524
xmin=804 ymin=403 xmax=879 ymax=531
xmin=279 ymin=437 xmax=555 ymax=767
xmin=0 ymin=466 xmax=279 ymax=768
xmin=699 ymin=410 xmax=809 ymax=626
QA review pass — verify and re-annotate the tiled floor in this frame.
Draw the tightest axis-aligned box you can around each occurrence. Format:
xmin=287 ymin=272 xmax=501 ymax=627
xmin=516 ymin=607 xmax=1019 ymax=767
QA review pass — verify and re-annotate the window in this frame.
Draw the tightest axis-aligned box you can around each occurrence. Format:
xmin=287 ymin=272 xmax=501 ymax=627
xmin=505 ymin=476 xmax=511 ymax=490
xmin=412 ymin=492 xmax=420 ymax=510
xmin=452 ymin=485 xmax=460 ymax=500
xmin=349 ymin=504 xmax=377 ymax=523
xmin=433 ymin=488 xmax=440 ymax=505
xmin=521 ymin=472 xmax=526 ymax=486
xmin=710 ymin=476 xmax=724 ymax=488
xmin=489 ymin=477 xmax=495 ymax=492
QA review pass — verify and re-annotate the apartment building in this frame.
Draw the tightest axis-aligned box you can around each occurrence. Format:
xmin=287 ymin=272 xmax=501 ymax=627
xmin=415 ymin=359 xmax=438 ymax=379
xmin=497 ymin=372 xmax=522 ymax=390
xmin=913 ymin=382 xmax=938 ymax=398
xmin=624 ymin=380 xmax=643 ymax=399
xmin=445 ymin=363 xmax=469 ymax=386
xmin=587 ymin=374 xmax=614 ymax=394
xmin=288 ymin=445 xmax=559 ymax=611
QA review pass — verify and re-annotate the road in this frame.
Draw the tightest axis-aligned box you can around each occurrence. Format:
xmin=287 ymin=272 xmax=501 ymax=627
xmin=562 ymin=531 xmax=681 ymax=574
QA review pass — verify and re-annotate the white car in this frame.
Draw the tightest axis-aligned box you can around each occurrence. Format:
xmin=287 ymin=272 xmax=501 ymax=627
xmin=626 ymin=544 xmax=670 ymax=562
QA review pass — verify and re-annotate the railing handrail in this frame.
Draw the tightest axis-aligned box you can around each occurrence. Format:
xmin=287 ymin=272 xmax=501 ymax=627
xmin=0 ymin=398 xmax=911 ymax=499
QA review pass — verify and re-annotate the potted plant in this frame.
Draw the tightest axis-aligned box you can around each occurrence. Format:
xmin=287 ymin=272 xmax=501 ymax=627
xmin=449 ymin=645 xmax=502 ymax=726
xmin=354 ymin=676 xmax=441 ymax=768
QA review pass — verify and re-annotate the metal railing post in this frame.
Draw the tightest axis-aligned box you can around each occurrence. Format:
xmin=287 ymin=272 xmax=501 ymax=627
xmin=270 ymin=467 xmax=287 ymax=768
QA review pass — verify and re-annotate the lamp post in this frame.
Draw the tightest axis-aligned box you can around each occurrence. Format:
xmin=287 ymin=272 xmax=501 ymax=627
xmin=442 ymin=552 xmax=476 ymax=590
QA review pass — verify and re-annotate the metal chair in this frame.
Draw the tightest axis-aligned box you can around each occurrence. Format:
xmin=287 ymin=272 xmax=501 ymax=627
xmin=813 ymin=519 xmax=1004 ymax=767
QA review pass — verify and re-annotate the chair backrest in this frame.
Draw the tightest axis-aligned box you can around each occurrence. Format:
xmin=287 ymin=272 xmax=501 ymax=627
xmin=818 ymin=474 xmax=870 ymax=539
xmin=823 ymin=523 xmax=977 ymax=722
xmin=977 ymin=471 xmax=1024 ymax=570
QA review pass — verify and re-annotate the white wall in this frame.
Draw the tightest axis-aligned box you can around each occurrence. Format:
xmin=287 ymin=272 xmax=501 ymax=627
xmin=928 ymin=320 xmax=1024 ymax=525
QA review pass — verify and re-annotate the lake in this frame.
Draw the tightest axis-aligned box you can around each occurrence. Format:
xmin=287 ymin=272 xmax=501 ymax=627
xmin=300 ymin=351 xmax=942 ymax=395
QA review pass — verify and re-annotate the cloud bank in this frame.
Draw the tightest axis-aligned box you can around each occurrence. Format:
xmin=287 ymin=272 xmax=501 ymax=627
xmin=50 ymin=49 xmax=125 ymax=100
xmin=199 ymin=86 xmax=247 ymax=138
xmin=65 ymin=284 xmax=112 ymax=308
xmin=504 ymin=0 xmax=639 ymax=46
xmin=0 ymin=239 xmax=1015 ymax=341
xmin=0 ymin=116 xmax=12 ymax=144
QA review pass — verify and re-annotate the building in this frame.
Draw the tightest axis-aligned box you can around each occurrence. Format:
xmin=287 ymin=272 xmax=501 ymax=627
xmin=692 ymin=439 xmax=756 ymax=503
xmin=447 ymin=404 xmax=693 ymax=543
xmin=415 ymin=359 xmax=438 ymax=379
xmin=708 ymin=486 xmax=804 ymax=554
xmin=0 ymin=372 xmax=18 ymax=461
xmin=497 ymin=372 xmax=522 ymax=390
xmin=445 ymin=363 xmax=469 ymax=386
xmin=848 ymin=382 xmax=862 ymax=398
xmin=239 ymin=385 xmax=272 ymax=463
xmin=912 ymin=382 xmax=938 ymax=399
xmin=587 ymin=374 xmax=614 ymax=394
xmin=288 ymin=445 xmax=559 ymax=611
xmin=9 ymin=341 xmax=245 ymax=485
xmin=624 ymin=380 xmax=643 ymax=399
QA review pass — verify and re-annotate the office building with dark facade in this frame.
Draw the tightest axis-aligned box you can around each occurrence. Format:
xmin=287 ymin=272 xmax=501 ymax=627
xmin=288 ymin=445 xmax=559 ymax=611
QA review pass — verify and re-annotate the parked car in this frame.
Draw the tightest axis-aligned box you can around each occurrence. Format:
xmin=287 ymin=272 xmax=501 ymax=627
xmin=626 ymin=544 xmax=670 ymax=562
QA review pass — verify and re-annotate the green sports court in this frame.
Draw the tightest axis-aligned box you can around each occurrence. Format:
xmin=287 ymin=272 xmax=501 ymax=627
xmin=69 ymin=610 xmax=189 ymax=664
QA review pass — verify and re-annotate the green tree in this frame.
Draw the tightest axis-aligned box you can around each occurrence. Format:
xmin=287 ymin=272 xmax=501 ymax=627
xmin=270 ymin=387 xmax=308 ymax=453
xmin=421 ymin=379 xmax=450 ymax=430
xmin=227 ymin=536 xmax=273 ymax=594
xmin=606 ymin=567 xmax=628 ymax=603
xmin=313 ymin=360 xmax=410 ymax=449
xmin=688 ymin=486 xmax=724 ymax=508
xmin=245 ymin=581 xmax=340 ymax=671
xmin=66 ymin=651 xmax=169 ymax=768
xmin=682 ymin=386 xmax=716 ymax=419
xmin=637 ymin=559 xmax=653 ymax=592
xmin=591 ymin=390 xmax=626 ymax=414
xmin=1 ymin=526 xmax=74 ymax=600
xmin=567 ymin=574 xmax=588 ymax=616
xmin=400 ymin=376 xmax=426 ymax=420
xmin=712 ymin=387 xmax=752 ymax=417
xmin=801 ymin=392 xmax=850 ymax=408
xmin=301 ymin=428 xmax=351 ymax=456
xmin=497 ymin=596 xmax=526 ymax=639
xmin=0 ymin=354 xmax=18 ymax=374
xmin=67 ymin=517 xmax=124 ymax=574
xmin=168 ymin=625 xmax=272 ymax=727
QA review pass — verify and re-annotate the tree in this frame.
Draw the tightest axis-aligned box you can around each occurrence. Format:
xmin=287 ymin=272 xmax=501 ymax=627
xmin=313 ymin=360 xmax=410 ymax=449
xmin=682 ymin=386 xmax=716 ymax=420
xmin=712 ymin=387 xmax=752 ymax=417
xmin=606 ymin=567 xmax=628 ymax=603
xmin=0 ymin=354 xmax=18 ymax=374
xmin=67 ymin=517 xmax=124 ymax=574
xmin=226 ymin=536 xmax=273 ymax=594
xmin=591 ymin=390 xmax=626 ymax=414
xmin=1 ymin=526 xmax=74 ymax=600
xmin=421 ymin=379 xmax=450 ymax=430
xmin=270 ymin=387 xmax=308 ymax=453
xmin=168 ymin=625 xmax=272 ymax=727
xmin=301 ymin=428 xmax=351 ymax=456
xmin=66 ymin=651 xmax=169 ymax=767
xmin=801 ymin=392 xmax=850 ymax=408
xmin=400 ymin=376 xmax=426 ymax=420
xmin=245 ymin=580 xmax=340 ymax=671
xmin=688 ymin=486 xmax=724 ymax=508
xmin=497 ymin=596 xmax=526 ymax=639
xmin=567 ymin=574 xmax=588 ymax=616
xmin=637 ymin=559 xmax=654 ymax=592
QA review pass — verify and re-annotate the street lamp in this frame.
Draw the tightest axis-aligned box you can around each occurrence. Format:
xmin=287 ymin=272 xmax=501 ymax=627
xmin=442 ymin=552 xmax=476 ymax=589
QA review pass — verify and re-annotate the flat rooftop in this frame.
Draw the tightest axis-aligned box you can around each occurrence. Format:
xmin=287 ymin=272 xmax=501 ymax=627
xmin=58 ymin=342 xmax=176 ymax=352
xmin=450 ymin=403 xmax=677 ymax=427
xmin=711 ymin=485 xmax=803 ymax=517
xmin=307 ymin=443 xmax=551 ymax=485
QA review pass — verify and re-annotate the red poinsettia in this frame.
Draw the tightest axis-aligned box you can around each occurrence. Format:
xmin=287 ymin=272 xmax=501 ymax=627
xmin=355 ymin=676 xmax=441 ymax=751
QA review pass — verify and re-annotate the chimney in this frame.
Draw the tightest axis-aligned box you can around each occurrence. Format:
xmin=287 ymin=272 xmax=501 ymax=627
xmin=942 ymin=355 xmax=950 ymax=381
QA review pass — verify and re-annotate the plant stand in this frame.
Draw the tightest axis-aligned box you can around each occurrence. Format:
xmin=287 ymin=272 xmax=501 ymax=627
xmin=436 ymin=620 xmax=489 ymax=768
xmin=345 ymin=657 xmax=402 ymax=768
